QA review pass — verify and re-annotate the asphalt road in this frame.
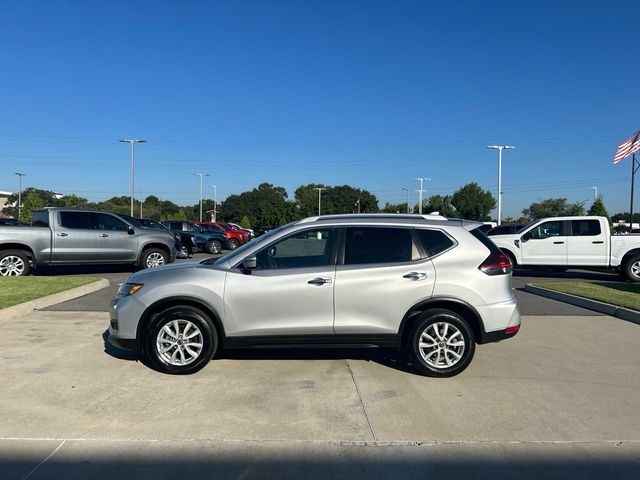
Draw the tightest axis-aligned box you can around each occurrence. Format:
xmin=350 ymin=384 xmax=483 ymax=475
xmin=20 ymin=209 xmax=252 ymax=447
xmin=43 ymin=254 xmax=621 ymax=316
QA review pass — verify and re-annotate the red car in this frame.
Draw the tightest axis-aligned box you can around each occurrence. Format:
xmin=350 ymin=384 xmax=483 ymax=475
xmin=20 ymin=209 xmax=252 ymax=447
xmin=208 ymin=222 xmax=250 ymax=243
xmin=196 ymin=222 xmax=245 ymax=250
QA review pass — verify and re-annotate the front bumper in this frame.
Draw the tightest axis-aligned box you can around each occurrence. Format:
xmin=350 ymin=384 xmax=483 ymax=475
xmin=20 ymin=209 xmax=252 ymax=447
xmin=108 ymin=292 xmax=147 ymax=352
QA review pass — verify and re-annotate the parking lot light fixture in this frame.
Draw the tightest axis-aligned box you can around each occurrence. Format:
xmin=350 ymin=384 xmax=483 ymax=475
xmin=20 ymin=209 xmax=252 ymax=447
xmin=486 ymin=145 xmax=515 ymax=226
xmin=193 ymin=173 xmax=210 ymax=222
xmin=314 ymin=187 xmax=326 ymax=215
xmin=210 ymin=185 xmax=218 ymax=222
xmin=414 ymin=178 xmax=431 ymax=215
xmin=119 ymin=139 xmax=147 ymax=216
xmin=402 ymin=187 xmax=410 ymax=213
xmin=14 ymin=172 xmax=26 ymax=221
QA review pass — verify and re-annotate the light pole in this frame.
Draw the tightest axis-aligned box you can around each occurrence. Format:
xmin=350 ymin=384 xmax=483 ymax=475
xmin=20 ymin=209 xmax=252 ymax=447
xmin=119 ymin=139 xmax=147 ymax=216
xmin=592 ymin=186 xmax=598 ymax=202
xmin=210 ymin=185 xmax=218 ymax=222
xmin=355 ymin=198 xmax=361 ymax=214
xmin=314 ymin=187 xmax=326 ymax=215
xmin=486 ymin=145 xmax=515 ymax=225
xmin=415 ymin=177 xmax=431 ymax=214
xmin=402 ymin=188 xmax=410 ymax=213
xmin=193 ymin=173 xmax=210 ymax=222
xmin=14 ymin=172 xmax=25 ymax=221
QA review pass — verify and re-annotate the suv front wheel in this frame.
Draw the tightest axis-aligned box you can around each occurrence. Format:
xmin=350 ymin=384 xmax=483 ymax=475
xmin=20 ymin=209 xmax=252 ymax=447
xmin=145 ymin=306 xmax=218 ymax=374
xmin=408 ymin=309 xmax=475 ymax=377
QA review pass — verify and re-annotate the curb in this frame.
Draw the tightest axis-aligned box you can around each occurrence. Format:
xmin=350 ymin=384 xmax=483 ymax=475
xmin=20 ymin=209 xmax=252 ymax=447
xmin=0 ymin=278 xmax=110 ymax=321
xmin=524 ymin=284 xmax=640 ymax=326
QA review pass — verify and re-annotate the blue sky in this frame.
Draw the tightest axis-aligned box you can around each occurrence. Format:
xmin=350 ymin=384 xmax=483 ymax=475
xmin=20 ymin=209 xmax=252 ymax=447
xmin=1 ymin=0 xmax=639 ymax=218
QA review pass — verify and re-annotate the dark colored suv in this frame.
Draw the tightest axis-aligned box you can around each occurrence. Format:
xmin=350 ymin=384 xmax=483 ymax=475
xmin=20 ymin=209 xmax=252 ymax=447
xmin=162 ymin=221 xmax=228 ymax=254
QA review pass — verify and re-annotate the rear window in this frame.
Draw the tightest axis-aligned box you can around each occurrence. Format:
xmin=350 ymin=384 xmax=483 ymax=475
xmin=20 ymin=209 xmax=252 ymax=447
xmin=60 ymin=211 xmax=94 ymax=229
xmin=32 ymin=211 xmax=49 ymax=227
xmin=415 ymin=229 xmax=455 ymax=256
xmin=470 ymin=227 xmax=502 ymax=254
xmin=344 ymin=227 xmax=416 ymax=265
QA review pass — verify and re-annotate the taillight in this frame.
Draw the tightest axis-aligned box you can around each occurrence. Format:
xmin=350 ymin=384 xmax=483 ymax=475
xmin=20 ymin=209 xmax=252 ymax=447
xmin=479 ymin=252 xmax=512 ymax=275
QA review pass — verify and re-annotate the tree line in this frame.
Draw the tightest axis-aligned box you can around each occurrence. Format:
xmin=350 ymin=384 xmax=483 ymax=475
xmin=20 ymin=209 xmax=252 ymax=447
xmin=2 ymin=183 xmax=615 ymax=229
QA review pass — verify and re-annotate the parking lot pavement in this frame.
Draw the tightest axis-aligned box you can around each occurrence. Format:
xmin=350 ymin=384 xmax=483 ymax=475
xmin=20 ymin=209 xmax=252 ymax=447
xmin=1 ymin=309 xmax=639 ymax=478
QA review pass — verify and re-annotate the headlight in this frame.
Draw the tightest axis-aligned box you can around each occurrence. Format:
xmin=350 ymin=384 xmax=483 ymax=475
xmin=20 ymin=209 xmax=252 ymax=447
xmin=117 ymin=283 xmax=144 ymax=296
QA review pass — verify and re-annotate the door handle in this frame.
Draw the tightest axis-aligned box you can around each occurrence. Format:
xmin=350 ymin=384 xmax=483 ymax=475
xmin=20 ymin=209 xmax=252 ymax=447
xmin=307 ymin=277 xmax=331 ymax=286
xmin=403 ymin=272 xmax=428 ymax=281
xmin=592 ymin=241 xmax=604 ymax=244
xmin=56 ymin=232 xmax=68 ymax=237
xmin=99 ymin=233 xmax=109 ymax=238
xmin=553 ymin=241 xmax=565 ymax=244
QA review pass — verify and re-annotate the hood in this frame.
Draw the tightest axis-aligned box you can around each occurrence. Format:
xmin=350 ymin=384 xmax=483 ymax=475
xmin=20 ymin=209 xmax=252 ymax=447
xmin=127 ymin=260 xmax=204 ymax=283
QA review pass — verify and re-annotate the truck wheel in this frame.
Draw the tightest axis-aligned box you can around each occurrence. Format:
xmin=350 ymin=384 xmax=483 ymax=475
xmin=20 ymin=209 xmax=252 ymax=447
xmin=0 ymin=250 xmax=31 ymax=276
xmin=141 ymin=248 xmax=168 ymax=269
xmin=206 ymin=240 xmax=222 ymax=254
xmin=145 ymin=306 xmax=217 ymax=374
xmin=407 ymin=309 xmax=475 ymax=377
xmin=623 ymin=255 xmax=640 ymax=282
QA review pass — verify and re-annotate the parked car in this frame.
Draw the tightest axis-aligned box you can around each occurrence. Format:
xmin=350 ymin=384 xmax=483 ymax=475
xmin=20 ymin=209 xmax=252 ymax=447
xmin=228 ymin=222 xmax=254 ymax=240
xmin=0 ymin=208 xmax=177 ymax=276
xmin=487 ymin=224 xmax=526 ymax=236
xmin=109 ymin=213 xmax=520 ymax=376
xmin=490 ymin=216 xmax=640 ymax=281
xmin=130 ymin=217 xmax=197 ymax=258
xmin=162 ymin=221 xmax=228 ymax=254
xmin=196 ymin=222 xmax=245 ymax=250
xmin=0 ymin=218 xmax=19 ymax=226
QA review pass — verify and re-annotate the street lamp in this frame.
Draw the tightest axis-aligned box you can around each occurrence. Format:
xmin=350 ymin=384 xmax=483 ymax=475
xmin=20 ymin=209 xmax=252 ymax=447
xmin=401 ymin=188 xmax=410 ymax=214
xmin=210 ymin=185 xmax=218 ymax=222
xmin=415 ymin=178 xmax=431 ymax=215
xmin=486 ymin=145 xmax=515 ymax=225
xmin=14 ymin=172 xmax=25 ymax=221
xmin=193 ymin=173 xmax=210 ymax=222
xmin=592 ymin=186 xmax=598 ymax=202
xmin=119 ymin=139 xmax=147 ymax=216
xmin=314 ymin=187 xmax=326 ymax=215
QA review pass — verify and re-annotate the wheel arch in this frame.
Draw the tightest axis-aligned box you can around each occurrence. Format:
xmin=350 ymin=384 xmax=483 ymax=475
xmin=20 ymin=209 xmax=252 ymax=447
xmin=0 ymin=243 xmax=36 ymax=262
xmin=621 ymin=248 xmax=640 ymax=267
xmin=136 ymin=296 xmax=226 ymax=351
xmin=138 ymin=243 xmax=171 ymax=265
xmin=499 ymin=247 xmax=518 ymax=266
xmin=399 ymin=297 xmax=486 ymax=345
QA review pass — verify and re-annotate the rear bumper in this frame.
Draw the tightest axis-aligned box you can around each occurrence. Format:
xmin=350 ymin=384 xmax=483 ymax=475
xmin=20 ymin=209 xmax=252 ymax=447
xmin=476 ymin=297 xmax=521 ymax=344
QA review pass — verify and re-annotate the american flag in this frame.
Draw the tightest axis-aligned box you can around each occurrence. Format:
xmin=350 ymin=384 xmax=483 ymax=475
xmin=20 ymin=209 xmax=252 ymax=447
xmin=613 ymin=131 xmax=640 ymax=164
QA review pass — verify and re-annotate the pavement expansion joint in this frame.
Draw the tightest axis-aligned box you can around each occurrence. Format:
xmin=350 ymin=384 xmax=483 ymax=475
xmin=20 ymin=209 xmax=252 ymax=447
xmin=346 ymin=359 xmax=377 ymax=442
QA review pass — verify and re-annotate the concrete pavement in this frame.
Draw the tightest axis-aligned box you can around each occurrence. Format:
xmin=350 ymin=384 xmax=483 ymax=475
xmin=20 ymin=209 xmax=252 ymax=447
xmin=1 ymin=309 xmax=639 ymax=478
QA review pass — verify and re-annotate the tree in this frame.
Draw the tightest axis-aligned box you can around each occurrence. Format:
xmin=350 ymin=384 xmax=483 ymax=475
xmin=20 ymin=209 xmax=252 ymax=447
xmin=522 ymin=198 xmax=585 ymax=220
xmin=587 ymin=196 xmax=610 ymax=222
xmin=240 ymin=215 xmax=251 ymax=229
xmin=294 ymin=183 xmax=328 ymax=217
xmin=450 ymin=183 xmax=496 ymax=221
xmin=424 ymin=194 xmax=456 ymax=217
xmin=219 ymin=183 xmax=298 ymax=227
xmin=325 ymin=185 xmax=379 ymax=214
xmin=381 ymin=202 xmax=408 ymax=213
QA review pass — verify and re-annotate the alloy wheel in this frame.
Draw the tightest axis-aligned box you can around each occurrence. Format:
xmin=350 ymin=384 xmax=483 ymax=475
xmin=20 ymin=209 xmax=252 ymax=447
xmin=156 ymin=319 xmax=204 ymax=366
xmin=0 ymin=256 xmax=25 ymax=276
xmin=418 ymin=322 xmax=466 ymax=369
xmin=146 ymin=252 xmax=166 ymax=268
xmin=631 ymin=260 xmax=640 ymax=279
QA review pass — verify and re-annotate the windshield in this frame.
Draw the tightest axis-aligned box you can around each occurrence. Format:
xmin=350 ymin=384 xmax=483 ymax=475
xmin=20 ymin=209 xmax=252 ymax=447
xmin=204 ymin=222 xmax=295 ymax=266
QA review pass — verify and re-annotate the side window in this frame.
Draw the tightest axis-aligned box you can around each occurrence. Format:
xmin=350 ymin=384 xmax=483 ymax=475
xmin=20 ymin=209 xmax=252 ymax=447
xmin=255 ymin=229 xmax=334 ymax=270
xmin=529 ymin=221 xmax=563 ymax=240
xmin=571 ymin=220 xmax=601 ymax=236
xmin=32 ymin=211 xmax=49 ymax=227
xmin=169 ymin=222 xmax=182 ymax=231
xmin=344 ymin=227 xmax=415 ymax=265
xmin=416 ymin=229 xmax=455 ymax=257
xmin=59 ymin=211 xmax=94 ymax=229
xmin=95 ymin=213 xmax=128 ymax=232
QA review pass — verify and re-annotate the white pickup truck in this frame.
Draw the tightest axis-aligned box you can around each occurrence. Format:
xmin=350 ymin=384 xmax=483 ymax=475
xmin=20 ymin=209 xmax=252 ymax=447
xmin=490 ymin=216 xmax=640 ymax=282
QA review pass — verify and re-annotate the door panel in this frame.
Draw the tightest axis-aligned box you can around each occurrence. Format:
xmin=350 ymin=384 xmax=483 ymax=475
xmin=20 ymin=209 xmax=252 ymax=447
xmin=94 ymin=213 xmax=138 ymax=261
xmin=566 ymin=219 xmax=608 ymax=266
xmin=334 ymin=260 xmax=435 ymax=334
xmin=520 ymin=220 xmax=567 ymax=265
xmin=52 ymin=211 xmax=98 ymax=262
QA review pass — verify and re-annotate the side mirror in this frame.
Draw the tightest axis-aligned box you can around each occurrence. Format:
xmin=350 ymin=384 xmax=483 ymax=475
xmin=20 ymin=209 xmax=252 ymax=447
xmin=241 ymin=256 xmax=257 ymax=270
xmin=127 ymin=225 xmax=135 ymax=235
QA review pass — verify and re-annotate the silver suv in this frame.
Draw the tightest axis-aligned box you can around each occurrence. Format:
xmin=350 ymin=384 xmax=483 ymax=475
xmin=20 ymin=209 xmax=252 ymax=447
xmin=108 ymin=214 xmax=520 ymax=377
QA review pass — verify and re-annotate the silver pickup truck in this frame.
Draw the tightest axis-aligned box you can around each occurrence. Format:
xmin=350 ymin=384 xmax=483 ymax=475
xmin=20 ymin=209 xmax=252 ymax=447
xmin=0 ymin=208 xmax=176 ymax=276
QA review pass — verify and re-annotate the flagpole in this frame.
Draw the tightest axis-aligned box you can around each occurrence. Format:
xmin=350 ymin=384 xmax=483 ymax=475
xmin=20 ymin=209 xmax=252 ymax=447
xmin=630 ymin=130 xmax=640 ymax=231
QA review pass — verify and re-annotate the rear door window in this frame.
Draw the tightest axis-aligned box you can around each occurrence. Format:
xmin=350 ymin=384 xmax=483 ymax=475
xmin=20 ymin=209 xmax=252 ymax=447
xmin=344 ymin=227 xmax=417 ymax=265
xmin=415 ymin=229 xmax=455 ymax=257
xmin=59 ymin=211 xmax=94 ymax=229
xmin=571 ymin=220 xmax=601 ymax=236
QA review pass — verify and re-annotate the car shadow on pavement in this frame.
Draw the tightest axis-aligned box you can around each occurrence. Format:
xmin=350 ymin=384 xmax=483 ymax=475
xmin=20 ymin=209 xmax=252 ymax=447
xmin=102 ymin=330 xmax=140 ymax=362
xmin=513 ymin=268 xmax=621 ymax=282
xmin=35 ymin=264 xmax=134 ymax=276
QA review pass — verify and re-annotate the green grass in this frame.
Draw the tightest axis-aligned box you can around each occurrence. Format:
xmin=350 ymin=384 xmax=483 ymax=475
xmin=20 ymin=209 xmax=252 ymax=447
xmin=0 ymin=276 xmax=99 ymax=309
xmin=535 ymin=282 xmax=640 ymax=311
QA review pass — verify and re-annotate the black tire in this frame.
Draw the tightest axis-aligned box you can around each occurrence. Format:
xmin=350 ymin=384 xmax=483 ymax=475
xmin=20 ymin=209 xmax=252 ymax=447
xmin=140 ymin=248 xmax=168 ymax=269
xmin=407 ymin=309 xmax=476 ymax=377
xmin=206 ymin=240 xmax=222 ymax=254
xmin=145 ymin=306 xmax=218 ymax=375
xmin=228 ymin=238 xmax=240 ymax=250
xmin=177 ymin=246 xmax=190 ymax=259
xmin=0 ymin=250 xmax=31 ymax=276
xmin=623 ymin=254 xmax=640 ymax=282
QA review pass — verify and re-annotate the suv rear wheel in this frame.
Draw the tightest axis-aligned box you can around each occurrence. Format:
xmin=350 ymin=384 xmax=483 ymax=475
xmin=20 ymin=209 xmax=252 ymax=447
xmin=408 ymin=309 xmax=475 ymax=377
xmin=145 ymin=306 xmax=217 ymax=374
xmin=206 ymin=240 xmax=222 ymax=254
